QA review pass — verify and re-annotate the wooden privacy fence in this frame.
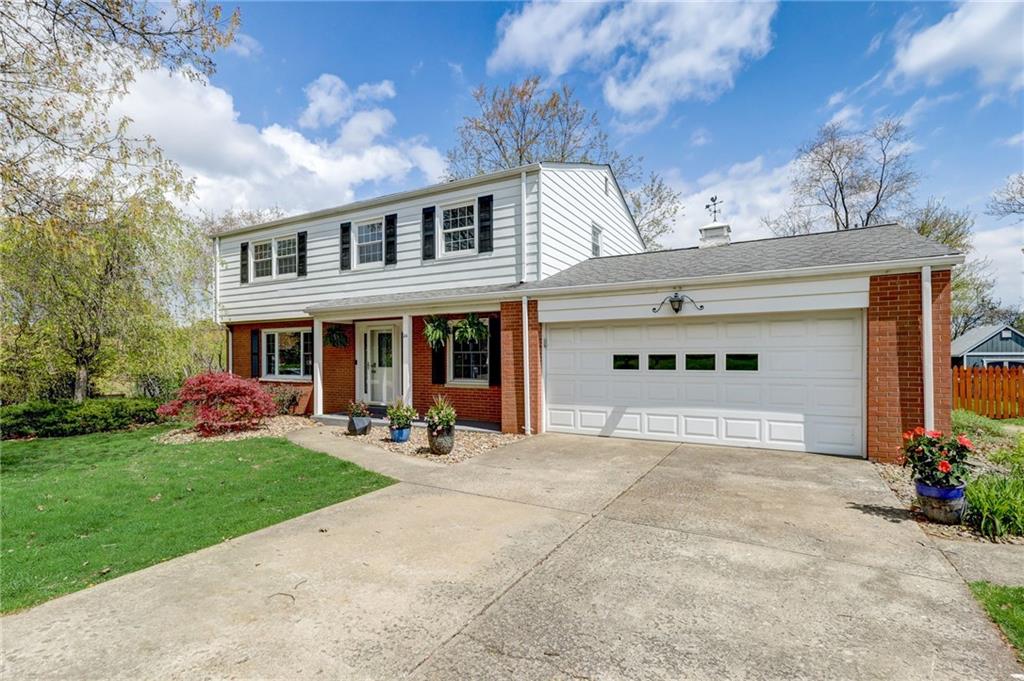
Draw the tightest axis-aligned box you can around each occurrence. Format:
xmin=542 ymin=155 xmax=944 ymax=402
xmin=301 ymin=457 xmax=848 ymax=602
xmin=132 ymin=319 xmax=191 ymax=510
xmin=952 ymin=366 xmax=1024 ymax=419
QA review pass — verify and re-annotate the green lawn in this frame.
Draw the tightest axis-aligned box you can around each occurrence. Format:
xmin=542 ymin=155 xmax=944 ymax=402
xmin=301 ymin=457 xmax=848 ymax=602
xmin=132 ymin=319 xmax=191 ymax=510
xmin=970 ymin=582 xmax=1024 ymax=662
xmin=0 ymin=426 xmax=394 ymax=613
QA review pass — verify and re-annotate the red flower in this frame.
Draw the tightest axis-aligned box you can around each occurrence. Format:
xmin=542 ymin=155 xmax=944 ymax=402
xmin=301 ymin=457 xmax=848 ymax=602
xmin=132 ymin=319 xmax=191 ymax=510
xmin=937 ymin=460 xmax=952 ymax=474
xmin=902 ymin=430 xmax=913 ymax=440
xmin=957 ymin=434 xmax=974 ymax=450
xmin=937 ymin=450 xmax=947 ymax=458
xmin=913 ymin=426 xmax=926 ymax=436
xmin=925 ymin=429 xmax=942 ymax=438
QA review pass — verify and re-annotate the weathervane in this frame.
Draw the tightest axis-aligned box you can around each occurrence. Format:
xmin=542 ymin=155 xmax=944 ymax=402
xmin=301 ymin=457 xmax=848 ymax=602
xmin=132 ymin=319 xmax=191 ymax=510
xmin=705 ymin=195 xmax=724 ymax=222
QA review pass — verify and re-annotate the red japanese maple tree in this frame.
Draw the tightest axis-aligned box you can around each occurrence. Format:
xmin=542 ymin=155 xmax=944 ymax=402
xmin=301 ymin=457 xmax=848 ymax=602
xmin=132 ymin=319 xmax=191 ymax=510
xmin=157 ymin=372 xmax=277 ymax=436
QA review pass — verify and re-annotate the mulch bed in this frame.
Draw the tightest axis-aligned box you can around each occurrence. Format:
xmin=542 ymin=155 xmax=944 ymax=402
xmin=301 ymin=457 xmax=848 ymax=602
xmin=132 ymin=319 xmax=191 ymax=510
xmin=875 ymin=450 xmax=1023 ymax=545
xmin=340 ymin=426 xmax=524 ymax=465
xmin=155 ymin=415 xmax=314 ymax=444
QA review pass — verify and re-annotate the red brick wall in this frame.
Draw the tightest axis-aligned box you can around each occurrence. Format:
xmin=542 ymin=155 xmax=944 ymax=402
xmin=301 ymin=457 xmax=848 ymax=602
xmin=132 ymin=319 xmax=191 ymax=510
xmin=499 ymin=300 xmax=542 ymax=434
xmin=411 ymin=314 xmax=502 ymax=424
xmin=323 ymin=323 xmax=356 ymax=414
xmin=866 ymin=269 xmax=953 ymax=463
xmin=228 ymin=321 xmax=313 ymax=414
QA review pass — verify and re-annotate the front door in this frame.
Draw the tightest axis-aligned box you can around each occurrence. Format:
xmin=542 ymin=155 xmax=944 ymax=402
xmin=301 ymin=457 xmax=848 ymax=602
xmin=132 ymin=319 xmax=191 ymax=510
xmin=368 ymin=328 xmax=395 ymax=404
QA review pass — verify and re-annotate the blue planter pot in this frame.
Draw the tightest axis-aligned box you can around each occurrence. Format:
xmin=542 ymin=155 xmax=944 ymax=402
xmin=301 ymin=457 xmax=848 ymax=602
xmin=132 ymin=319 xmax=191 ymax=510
xmin=390 ymin=426 xmax=411 ymax=443
xmin=914 ymin=481 xmax=965 ymax=524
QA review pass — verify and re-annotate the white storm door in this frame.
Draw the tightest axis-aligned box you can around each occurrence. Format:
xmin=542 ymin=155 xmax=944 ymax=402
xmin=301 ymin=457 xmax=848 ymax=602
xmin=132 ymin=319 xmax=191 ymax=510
xmin=368 ymin=328 xmax=396 ymax=404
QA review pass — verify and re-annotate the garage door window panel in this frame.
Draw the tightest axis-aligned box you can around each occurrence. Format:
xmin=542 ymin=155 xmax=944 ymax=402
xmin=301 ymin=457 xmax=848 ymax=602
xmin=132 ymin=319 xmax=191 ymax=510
xmin=647 ymin=354 xmax=676 ymax=371
xmin=685 ymin=353 xmax=716 ymax=371
xmin=726 ymin=353 xmax=759 ymax=371
xmin=612 ymin=354 xmax=640 ymax=370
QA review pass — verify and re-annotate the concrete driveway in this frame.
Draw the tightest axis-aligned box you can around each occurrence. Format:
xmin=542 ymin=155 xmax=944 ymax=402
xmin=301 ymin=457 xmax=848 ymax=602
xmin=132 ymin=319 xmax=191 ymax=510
xmin=3 ymin=432 xmax=1021 ymax=680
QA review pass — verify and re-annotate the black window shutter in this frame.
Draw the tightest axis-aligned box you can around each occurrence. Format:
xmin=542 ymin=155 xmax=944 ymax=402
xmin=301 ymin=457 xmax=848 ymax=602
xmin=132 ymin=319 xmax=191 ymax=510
xmin=340 ymin=222 xmax=352 ymax=271
xmin=488 ymin=316 xmax=501 ymax=386
xmin=240 ymin=242 xmax=249 ymax=283
xmin=478 ymin=195 xmax=493 ymax=253
xmin=384 ymin=213 xmax=397 ymax=265
xmin=431 ymin=344 xmax=446 ymax=385
xmin=297 ymin=231 xmax=307 ymax=276
xmin=250 ymin=329 xmax=260 ymax=377
xmin=422 ymin=206 xmax=436 ymax=260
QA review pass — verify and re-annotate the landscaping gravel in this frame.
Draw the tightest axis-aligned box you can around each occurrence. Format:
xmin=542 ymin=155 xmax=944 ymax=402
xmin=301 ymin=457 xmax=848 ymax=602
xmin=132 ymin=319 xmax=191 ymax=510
xmin=340 ymin=426 xmax=524 ymax=465
xmin=155 ymin=416 xmax=314 ymax=444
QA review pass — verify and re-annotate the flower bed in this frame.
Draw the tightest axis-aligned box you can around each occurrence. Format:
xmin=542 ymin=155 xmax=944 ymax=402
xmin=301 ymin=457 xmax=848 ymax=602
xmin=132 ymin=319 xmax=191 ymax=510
xmin=341 ymin=426 xmax=524 ymax=465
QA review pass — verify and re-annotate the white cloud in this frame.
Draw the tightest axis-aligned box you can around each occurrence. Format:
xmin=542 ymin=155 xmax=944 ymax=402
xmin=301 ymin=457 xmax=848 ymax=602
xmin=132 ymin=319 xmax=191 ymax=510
xmin=902 ymin=92 xmax=959 ymax=126
xmin=690 ymin=128 xmax=712 ymax=147
xmin=225 ymin=33 xmax=262 ymax=58
xmin=111 ymin=70 xmax=443 ymax=215
xmin=974 ymin=224 xmax=1024 ymax=306
xmin=488 ymin=1 xmax=777 ymax=124
xmin=826 ymin=90 xmax=846 ymax=108
xmin=998 ymin=131 xmax=1024 ymax=147
xmin=866 ymin=32 xmax=884 ymax=56
xmin=890 ymin=2 xmax=1024 ymax=92
xmin=827 ymin=104 xmax=862 ymax=128
xmin=661 ymin=156 xmax=795 ymax=249
xmin=298 ymin=73 xmax=396 ymax=129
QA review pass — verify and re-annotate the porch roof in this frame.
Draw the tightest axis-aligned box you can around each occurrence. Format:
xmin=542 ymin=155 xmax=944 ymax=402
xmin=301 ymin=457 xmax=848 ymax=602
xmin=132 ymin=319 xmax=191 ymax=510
xmin=305 ymin=283 xmax=523 ymax=315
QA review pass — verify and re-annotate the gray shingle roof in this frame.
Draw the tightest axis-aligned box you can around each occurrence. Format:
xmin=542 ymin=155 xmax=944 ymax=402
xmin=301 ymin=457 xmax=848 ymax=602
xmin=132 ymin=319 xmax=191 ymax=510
xmin=306 ymin=283 xmax=522 ymax=312
xmin=522 ymin=223 xmax=959 ymax=291
xmin=951 ymin=324 xmax=1009 ymax=356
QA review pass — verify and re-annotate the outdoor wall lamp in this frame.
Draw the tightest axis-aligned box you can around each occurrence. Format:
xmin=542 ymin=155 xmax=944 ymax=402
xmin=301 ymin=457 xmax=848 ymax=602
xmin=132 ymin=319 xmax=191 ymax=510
xmin=651 ymin=292 xmax=704 ymax=315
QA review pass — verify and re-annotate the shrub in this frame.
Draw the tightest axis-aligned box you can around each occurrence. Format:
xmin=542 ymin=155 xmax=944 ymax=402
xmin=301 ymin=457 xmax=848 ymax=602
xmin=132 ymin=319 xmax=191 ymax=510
xmin=134 ymin=374 xmax=183 ymax=404
xmin=347 ymin=400 xmax=370 ymax=417
xmin=266 ymin=384 xmax=303 ymax=415
xmin=952 ymin=410 xmax=1007 ymax=441
xmin=425 ymin=395 xmax=457 ymax=433
xmin=156 ymin=372 xmax=276 ymax=436
xmin=0 ymin=398 xmax=159 ymax=439
xmin=901 ymin=427 xmax=973 ymax=487
xmin=965 ymin=470 xmax=1024 ymax=539
xmin=386 ymin=400 xmax=418 ymax=429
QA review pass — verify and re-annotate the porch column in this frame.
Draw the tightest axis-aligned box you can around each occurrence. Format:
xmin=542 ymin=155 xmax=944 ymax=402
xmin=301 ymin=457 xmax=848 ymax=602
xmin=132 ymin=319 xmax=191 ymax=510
xmin=313 ymin=318 xmax=323 ymax=416
xmin=402 ymin=314 xmax=412 ymax=406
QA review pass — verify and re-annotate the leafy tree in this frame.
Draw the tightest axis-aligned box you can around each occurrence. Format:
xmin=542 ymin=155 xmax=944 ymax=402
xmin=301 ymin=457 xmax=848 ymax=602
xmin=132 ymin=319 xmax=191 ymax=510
xmin=445 ymin=77 xmax=681 ymax=250
xmin=987 ymin=173 xmax=1024 ymax=221
xmin=1 ymin=0 xmax=238 ymax=220
xmin=763 ymin=119 xmax=916 ymax=234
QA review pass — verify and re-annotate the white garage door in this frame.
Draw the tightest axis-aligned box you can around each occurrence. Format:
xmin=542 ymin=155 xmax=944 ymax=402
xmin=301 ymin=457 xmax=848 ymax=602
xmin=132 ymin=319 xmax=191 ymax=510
xmin=544 ymin=312 xmax=864 ymax=457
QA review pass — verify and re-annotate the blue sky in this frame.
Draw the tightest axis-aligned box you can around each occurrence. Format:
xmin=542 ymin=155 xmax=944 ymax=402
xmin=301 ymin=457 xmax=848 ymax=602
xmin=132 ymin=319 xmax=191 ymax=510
xmin=117 ymin=1 xmax=1023 ymax=304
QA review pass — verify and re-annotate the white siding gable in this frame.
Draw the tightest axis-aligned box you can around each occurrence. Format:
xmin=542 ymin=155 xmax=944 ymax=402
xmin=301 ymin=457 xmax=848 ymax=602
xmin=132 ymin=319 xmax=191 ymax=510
xmin=540 ymin=165 xmax=644 ymax=279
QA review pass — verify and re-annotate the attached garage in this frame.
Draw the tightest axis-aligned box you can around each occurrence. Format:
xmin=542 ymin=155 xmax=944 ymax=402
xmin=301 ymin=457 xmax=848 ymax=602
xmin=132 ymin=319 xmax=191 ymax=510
xmin=543 ymin=312 xmax=865 ymax=457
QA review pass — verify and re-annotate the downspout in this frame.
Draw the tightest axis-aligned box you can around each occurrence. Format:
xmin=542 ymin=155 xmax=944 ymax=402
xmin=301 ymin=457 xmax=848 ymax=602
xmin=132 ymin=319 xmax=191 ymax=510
xmin=520 ymin=170 xmax=528 ymax=283
xmin=521 ymin=296 xmax=532 ymax=434
xmin=921 ymin=266 xmax=934 ymax=430
xmin=536 ymin=167 xmax=544 ymax=281
xmin=213 ymin=236 xmax=220 ymax=325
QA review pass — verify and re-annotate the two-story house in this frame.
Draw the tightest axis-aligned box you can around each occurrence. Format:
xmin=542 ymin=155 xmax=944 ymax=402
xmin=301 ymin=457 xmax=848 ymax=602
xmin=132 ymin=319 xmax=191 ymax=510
xmin=213 ymin=162 xmax=964 ymax=463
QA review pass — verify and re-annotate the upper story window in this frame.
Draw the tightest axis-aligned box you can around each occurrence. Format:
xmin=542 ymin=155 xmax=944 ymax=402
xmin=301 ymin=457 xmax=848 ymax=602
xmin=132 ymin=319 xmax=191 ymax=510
xmin=441 ymin=203 xmax=476 ymax=255
xmin=355 ymin=219 xmax=384 ymax=267
xmin=263 ymin=329 xmax=313 ymax=379
xmin=252 ymin=235 xmax=297 ymax=281
xmin=591 ymin=225 xmax=603 ymax=257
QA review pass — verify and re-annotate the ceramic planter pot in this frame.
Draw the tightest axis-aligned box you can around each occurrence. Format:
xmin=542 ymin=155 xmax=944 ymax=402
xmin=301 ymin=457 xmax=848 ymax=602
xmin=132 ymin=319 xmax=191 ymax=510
xmin=390 ymin=426 xmax=411 ymax=443
xmin=427 ymin=425 xmax=455 ymax=455
xmin=915 ymin=480 xmax=966 ymax=524
xmin=347 ymin=415 xmax=372 ymax=436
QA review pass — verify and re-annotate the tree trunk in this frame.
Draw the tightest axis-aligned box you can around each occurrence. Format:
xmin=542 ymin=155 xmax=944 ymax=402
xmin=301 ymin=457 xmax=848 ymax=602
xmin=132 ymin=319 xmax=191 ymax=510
xmin=74 ymin=364 xmax=89 ymax=403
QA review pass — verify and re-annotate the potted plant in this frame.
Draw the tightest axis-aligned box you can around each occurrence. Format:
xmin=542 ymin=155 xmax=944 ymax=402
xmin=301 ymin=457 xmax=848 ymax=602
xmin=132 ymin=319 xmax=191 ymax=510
xmin=347 ymin=400 xmax=372 ymax=435
xmin=386 ymin=400 xmax=418 ymax=443
xmin=423 ymin=315 xmax=450 ymax=351
xmin=425 ymin=395 xmax=457 ymax=455
xmin=902 ymin=427 xmax=973 ymax=524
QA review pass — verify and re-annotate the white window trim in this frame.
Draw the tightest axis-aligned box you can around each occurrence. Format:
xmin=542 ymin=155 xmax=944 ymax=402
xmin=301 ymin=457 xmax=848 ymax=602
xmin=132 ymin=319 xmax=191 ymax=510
xmin=250 ymin=234 xmax=299 ymax=283
xmin=591 ymin=224 xmax=603 ymax=257
xmin=353 ymin=217 xmax=386 ymax=270
xmin=645 ymin=352 xmax=677 ymax=371
xmin=438 ymin=199 xmax=478 ymax=259
xmin=446 ymin=320 xmax=489 ymax=386
xmin=724 ymin=352 xmax=760 ymax=373
xmin=262 ymin=327 xmax=314 ymax=381
xmin=683 ymin=352 xmax=718 ymax=372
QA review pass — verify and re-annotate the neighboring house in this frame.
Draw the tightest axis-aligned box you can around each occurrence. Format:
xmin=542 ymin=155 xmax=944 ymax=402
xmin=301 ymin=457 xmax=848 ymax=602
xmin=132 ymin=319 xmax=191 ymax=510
xmin=212 ymin=162 xmax=964 ymax=463
xmin=951 ymin=324 xmax=1024 ymax=368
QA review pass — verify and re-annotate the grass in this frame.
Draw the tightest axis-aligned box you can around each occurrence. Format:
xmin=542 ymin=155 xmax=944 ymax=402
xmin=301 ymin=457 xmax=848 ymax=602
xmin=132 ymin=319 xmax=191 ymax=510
xmin=953 ymin=409 xmax=1009 ymax=442
xmin=1002 ymin=417 xmax=1024 ymax=427
xmin=0 ymin=425 xmax=394 ymax=613
xmin=970 ymin=582 xmax=1024 ymax=662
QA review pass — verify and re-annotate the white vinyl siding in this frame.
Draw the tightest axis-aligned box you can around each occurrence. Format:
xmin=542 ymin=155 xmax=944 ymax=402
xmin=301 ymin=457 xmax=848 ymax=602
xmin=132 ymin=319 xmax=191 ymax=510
xmin=219 ymin=173 xmax=540 ymax=322
xmin=540 ymin=166 xmax=644 ymax=279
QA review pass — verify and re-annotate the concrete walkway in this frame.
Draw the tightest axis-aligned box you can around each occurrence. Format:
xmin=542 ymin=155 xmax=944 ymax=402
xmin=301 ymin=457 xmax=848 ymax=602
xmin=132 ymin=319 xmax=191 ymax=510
xmin=3 ymin=430 xmax=1021 ymax=680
